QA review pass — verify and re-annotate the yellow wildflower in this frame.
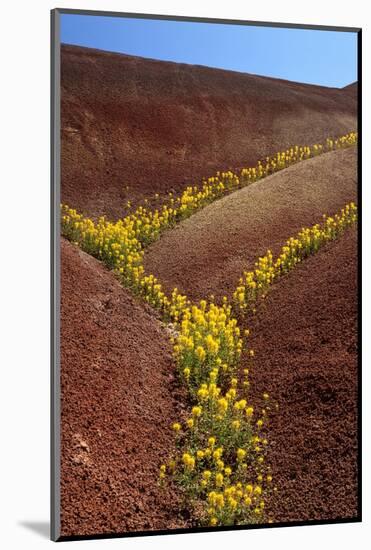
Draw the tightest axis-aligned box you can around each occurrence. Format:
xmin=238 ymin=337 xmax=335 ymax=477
xmin=215 ymin=473 xmax=224 ymax=487
xmin=192 ymin=406 xmax=202 ymax=417
xmin=237 ymin=448 xmax=246 ymax=461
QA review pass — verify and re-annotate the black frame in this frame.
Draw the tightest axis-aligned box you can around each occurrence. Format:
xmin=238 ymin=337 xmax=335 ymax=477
xmin=51 ymin=8 xmax=362 ymax=542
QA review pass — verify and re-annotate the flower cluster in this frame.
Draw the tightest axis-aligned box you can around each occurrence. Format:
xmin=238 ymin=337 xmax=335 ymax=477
xmin=162 ymin=369 xmax=272 ymax=526
xmin=239 ymin=131 xmax=357 ymax=182
xmin=129 ymin=132 xmax=357 ymax=238
xmin=174 ymin=300 xmax=243 ymax=392
xmin=61 ymin=205 xmax=271 ymax=526
xmin=62 ymin=132 xmax=357 ymax=263
xmin=326 ymin=132 xmax=357 ymax=150
xmin=233 ymin=202 xmax=358 ymax=313
xmin=61 ymin=204 xmax=190 ymax=317
xmin=61 ymin=209 xmax=271 ymax=526
xmin=61 ymin=132 xmax=357 ymax=529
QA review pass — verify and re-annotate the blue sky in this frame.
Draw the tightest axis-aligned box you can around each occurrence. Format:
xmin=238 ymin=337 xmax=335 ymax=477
xmin=60 ymin=14 xmax=358 ymax=88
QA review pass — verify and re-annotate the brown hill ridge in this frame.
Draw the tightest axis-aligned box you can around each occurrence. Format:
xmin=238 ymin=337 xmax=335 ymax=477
xmin=60 ymin=239 xmax=187 ymax=536
xmin=245 ymin=227 xmax=358 ymax=521
xmin=343 ymin=82 xmax=358 ymax=94
xmin=144 ymin=147 xmax=357 ymax=303
xmin=61 ymin=44 xmax=357 ymax=219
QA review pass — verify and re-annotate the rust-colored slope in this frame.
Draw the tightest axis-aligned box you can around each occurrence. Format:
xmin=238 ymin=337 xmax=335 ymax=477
xmin=343 ymin=82 xmax=358 ymax=95
xmin=60 ymin=239 xmax=186 ymax=536
xmin=244 ymin=227 xmax=358 ymax=521
xmin=61 ymin=44 xmax=357 ymax=219
xmin=144 ymin=147 xmax=357 ymax=303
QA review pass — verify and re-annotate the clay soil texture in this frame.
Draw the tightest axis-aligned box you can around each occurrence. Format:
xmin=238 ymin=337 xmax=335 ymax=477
xmin=242 ymin=227 xmax=358 ymax=522
xmin=59 ymin=44 xmax=359 ymax=536
xmin=60 ymin=239 xmax=189 ymax=536
xmin=144 ymin=147 xmax=357 ymax=303
xmin=61 ymin=45 xmax=356 ymax=220
xmin=143 ymin=146 xmax=359 ymax=523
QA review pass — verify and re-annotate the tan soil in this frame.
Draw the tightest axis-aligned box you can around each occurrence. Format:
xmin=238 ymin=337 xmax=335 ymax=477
xmin=144 ymin=147 xmax=357 ymax=303
xmin=61 ymin=45 xmax=356 ymax=220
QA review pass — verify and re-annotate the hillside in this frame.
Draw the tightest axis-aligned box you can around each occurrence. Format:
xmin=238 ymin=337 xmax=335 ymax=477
xmin=244 ymin=227 xmax=358 ymax=521
xmin=144 ymin=147 xmax=357 ymax=303
xmin=61 ymin=44 xmax=357 ymax=219
xmin=60 ymin=239 xmax=187 ymax=536
xmin=343 ymin=82 xmax=358 ymax=95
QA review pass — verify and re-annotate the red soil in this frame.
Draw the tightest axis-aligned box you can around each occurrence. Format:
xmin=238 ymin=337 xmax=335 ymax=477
xmin=59 ymin=45 xmax=359 ymax=532
xmin=343 ymin=82 xmax=358 ymax=95
xmin=61 ymin=45 xmax=356 ymax=220
xmin=144 ymin=147 xmax=357 ymax=303
xmin=60 ymin=239 xmax=188 ymax=537
xmin=243 ymin=227 xmax=358 ymax=521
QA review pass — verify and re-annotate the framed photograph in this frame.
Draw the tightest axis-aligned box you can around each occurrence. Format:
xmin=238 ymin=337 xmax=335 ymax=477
xmin=51 ymin=8 xmax=361 ymax=541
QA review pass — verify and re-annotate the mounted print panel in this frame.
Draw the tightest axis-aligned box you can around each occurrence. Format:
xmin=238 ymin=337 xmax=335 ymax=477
xmin=51 ymin=8 xmax=361 ymax=541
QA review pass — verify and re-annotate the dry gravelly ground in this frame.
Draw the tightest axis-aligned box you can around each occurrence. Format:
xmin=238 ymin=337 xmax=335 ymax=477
xmin=60 ymin=45 xmax=358 ymax=535
xmin=243 ymin=227 xmax=358 ymax=522
xmin=61 ymin=45 xmax=356 ymax=220
xmin=60 ymin=224 xmax=358 ymax=533
xmin=144 ymin=147 xmax=357 ymax=303
xmin=60 ymin=239 xmax=189 ymax=536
